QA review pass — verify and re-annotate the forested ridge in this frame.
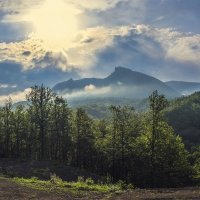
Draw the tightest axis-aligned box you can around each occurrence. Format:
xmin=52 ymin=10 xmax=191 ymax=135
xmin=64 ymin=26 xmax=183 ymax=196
xmin=165 ymin=92 xmax=200 ymax=148
xmin=0 ymin=85 xmax=200 ymax=188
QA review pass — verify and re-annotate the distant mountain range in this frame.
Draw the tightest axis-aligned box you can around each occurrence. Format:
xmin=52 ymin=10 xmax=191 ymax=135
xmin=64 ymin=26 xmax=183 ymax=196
xmin=53 ymin=67 xmax=181 ymax=99
xmin=165 ymin=81 xmax=200 ymax=95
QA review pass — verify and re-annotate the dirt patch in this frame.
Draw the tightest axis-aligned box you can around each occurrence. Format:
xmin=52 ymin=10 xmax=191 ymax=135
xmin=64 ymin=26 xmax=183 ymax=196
xmin=111 ymin=187 xmax=200 ymax=200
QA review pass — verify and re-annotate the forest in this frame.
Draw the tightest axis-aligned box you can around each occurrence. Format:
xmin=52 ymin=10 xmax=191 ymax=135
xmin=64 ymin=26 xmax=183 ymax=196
xmin=0 ymin=85 xmax=200 ymax=188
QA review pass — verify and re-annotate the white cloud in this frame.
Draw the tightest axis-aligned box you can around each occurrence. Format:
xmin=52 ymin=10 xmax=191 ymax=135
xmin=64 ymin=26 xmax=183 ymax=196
xmin=0 ymin=84 xmax=16 ymax=88
xmin=165 ymin=35 xmax=200 ymax=65
xmin=132 ymin=25 xmax=200 ymax=65
xmin=0 ymin=88 xmax=31 ymax=105
xmin=84 ymin=84 xmax=96 ymax=92
xmin=0 ymin=19 xmax=200 ymax=79
xmin=0 ymin=26 xmax=131 ymax=71
xmin=0 ymin=34 xmax=46 ymax=69
xmin=63 ymin=86 xmax=112 ymax=99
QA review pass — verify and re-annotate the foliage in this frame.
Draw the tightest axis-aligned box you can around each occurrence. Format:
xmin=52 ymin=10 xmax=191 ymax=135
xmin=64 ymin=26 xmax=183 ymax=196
xmin=165 ymin=92 xmax=200 ymax=148
xmin=12 ymin=176 xmax=123 ymax=194
xmin=0 ymin=86 xmax=196 ymax=188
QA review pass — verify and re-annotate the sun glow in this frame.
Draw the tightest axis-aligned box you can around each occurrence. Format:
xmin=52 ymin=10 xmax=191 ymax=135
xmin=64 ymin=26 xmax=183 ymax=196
xmin=25 ymin=0 xmax=80 ymax=50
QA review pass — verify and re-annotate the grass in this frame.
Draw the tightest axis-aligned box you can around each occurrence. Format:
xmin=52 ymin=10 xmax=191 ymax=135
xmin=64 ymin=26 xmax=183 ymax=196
xmin=8 ymin=175 xmax=131 ymax=198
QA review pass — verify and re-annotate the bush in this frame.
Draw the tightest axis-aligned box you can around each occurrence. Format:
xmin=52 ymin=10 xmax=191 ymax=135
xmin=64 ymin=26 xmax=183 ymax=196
xmin=85 ymin=177 xmax=94 ymax=185
xmin=77 ymin=176 xmax=84 ymax=183
xmin=50 ymin=173 xmax=63 ymax=184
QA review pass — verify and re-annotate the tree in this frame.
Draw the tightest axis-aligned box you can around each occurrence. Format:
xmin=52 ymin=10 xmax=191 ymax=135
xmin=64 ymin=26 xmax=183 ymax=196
xmin=74 ymin=108 xmax=95 ymax=170
xmin=149 ymin=90 xmax=169 ymax=186
xmin=1 ymin=98 xmax=13 ymax=157
xmin=49 ymin=96 xmax=72 ymax=162
xmin=132 ymin=91 xmax=191 ymax=187
xmin=12 ymin=105 xmax=27 ymax=158
xmin=133 ymin=121 xmax=191 ymax=187
xmin=108 ymin=105 xmax=141 ymax=182
xmin=26 ymin=85 xmax=55 ymax=159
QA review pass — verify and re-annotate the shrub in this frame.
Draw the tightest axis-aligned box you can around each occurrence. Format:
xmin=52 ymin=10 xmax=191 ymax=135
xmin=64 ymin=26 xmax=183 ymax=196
xmin=50 ymin=173 xmax=63 ymax=184
xmin=77 ymin=176 xmax=84 ymax=183
xmin=85 ymin=177 xmax=94 ymax=185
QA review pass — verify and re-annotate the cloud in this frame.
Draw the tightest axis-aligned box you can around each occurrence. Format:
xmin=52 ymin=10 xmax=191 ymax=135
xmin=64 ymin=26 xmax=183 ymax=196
xmin=0 ymin=62 xmax=80 ymax=95
xmin=84 ymin=84 xmax=96 ymax=92
xmin=165 ymin=35 xmax=200 ymax=65
xmin=0 ymin=26 xmax=130 ymax=71
xmin=0 ymin=0 xmax=200 ymax=86
xmin=0 ymin=24 xmax=200 ymax=82
xmin=63 ymin=85 xmax=112 ymax=99
xmin=81 ymin=0 xmax=200 ymax=33
xmin=91 ymin=25 xmax=200 ymax=81
xmin=71 ymin=0 xmax=124 ymax=11
xmin=0 ymin=88 xmax=31 ymax=105
xmin=0 ymin=35 xmax=46 ymax=69
xmin=0 ymin=0 xmax=123 ymax=16
xmin=0 ymin=84 xmax=16 ymax=88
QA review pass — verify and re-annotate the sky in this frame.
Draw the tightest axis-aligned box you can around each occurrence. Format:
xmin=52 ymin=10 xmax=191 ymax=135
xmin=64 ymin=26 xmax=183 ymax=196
xmin=0 ymin=0 xmax=200 ymax=103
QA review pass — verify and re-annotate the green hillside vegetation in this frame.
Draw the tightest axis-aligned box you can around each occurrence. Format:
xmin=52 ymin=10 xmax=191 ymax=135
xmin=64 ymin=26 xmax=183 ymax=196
xmin=165 ymin=92 xmax=200 ymax=148
xmin=0 ymin=86 xmax=199 ymax=189
xmin=70 ymin=98 xmax=149 ymax=119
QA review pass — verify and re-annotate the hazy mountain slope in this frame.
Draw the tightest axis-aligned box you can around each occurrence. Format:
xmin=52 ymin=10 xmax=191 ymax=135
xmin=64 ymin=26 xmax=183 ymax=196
xmin=69 ymin=97 xmax=149 ymax=119
xmin=166 ymin=81 xmax=200 ymax=95
xmin=53 ymin=67 xmax=181 ymax=98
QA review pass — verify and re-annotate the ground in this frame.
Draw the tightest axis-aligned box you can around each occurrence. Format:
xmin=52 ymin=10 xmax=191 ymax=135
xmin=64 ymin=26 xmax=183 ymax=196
xmin=1 ymin=178 xmax=200 ymax=200
xmin=0 ymin=178 xmax=105 ymax=200
xmin=110 ymin=188 xmax=200 ymax=200
xmin=0 ymin=160 xmax=200 ymax=199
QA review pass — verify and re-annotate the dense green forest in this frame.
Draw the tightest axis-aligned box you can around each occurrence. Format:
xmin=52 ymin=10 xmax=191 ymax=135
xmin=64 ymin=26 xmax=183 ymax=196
xmin=165 ymin=92 xmax=200 ymax=148
xmin=0 ymin=85 xmax=200 ymax=188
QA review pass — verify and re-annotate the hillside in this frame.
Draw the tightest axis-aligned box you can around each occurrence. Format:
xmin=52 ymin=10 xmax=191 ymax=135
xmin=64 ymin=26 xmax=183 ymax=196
xmin=166 ymin=81 xmax=200 ymax=95
xmin=69 ymin=97 xmax=149 ymax=119
xmin=165 ymin=92 xmax=200 ymax=148
xmin=53 ymin=67 xmax=181 ymax=99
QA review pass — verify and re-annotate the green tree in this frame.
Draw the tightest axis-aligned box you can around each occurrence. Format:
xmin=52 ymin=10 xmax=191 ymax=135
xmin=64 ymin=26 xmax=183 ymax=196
xmin=26 ymin=85 xmax=55 ymax=159
xmin=49 ymin=96 xmax=72 ymax=162
xmin=74 ymin=108 xmax=95 ymax=170
xmin=132 ymin=91 xmax=191 ymax=187
xmin=108 ymin=105 xmax=141 ymax=181
xmin=12 ymin=105 xmax=27 ymax=158
xmin=134 ymin=121 xmax=191 ymax=187
xmin=1 ymin=98 xmax=13 ymax=157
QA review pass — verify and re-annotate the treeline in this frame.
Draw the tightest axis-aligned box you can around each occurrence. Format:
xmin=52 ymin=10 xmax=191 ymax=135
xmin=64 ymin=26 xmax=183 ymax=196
xmin=0 ymin=85 xmax=199 ymax=188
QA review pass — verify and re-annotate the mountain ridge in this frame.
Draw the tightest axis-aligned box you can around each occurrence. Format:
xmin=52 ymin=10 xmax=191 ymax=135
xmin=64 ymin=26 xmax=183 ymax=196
xmin=166 ymin=81 xmax=200 ymax=95
xmin=53 ymin=66 xmax=181 ymax=99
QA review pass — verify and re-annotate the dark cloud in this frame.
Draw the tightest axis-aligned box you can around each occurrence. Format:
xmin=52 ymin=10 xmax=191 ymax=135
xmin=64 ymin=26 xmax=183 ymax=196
xmin=22 ymin=51 xmax=31 ymax=56
xmin=0 ymin=61 xmax=80 ymax=95
xmin=82 ymin=38 xmax=95 ymax=43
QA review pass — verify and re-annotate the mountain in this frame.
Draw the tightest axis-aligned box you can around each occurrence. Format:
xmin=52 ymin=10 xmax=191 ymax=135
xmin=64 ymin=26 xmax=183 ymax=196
xmin=166 ymin=81 xmax=200 ymax=95
xmin=53 ymin=67 xmax=181 ymax=99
